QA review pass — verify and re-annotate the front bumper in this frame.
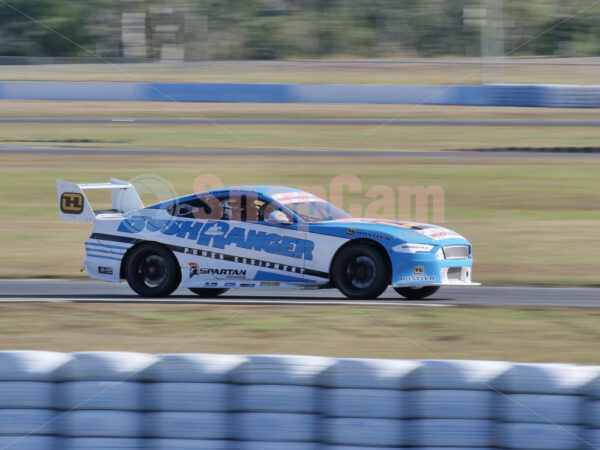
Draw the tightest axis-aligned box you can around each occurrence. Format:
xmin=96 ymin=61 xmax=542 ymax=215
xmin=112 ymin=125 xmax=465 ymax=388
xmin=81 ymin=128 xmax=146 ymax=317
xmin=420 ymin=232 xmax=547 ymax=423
xmin=390 ymin=246 xmax=478 ymax=287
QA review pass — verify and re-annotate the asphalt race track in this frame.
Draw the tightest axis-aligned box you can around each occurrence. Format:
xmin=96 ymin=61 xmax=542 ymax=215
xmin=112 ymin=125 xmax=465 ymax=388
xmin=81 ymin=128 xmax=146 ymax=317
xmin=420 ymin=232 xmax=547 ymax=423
xmin=2 ymin=118 xmax=600 ymax=126
xmin=2 ymin=145 xmax=600 ymax=159
xmin=0 ymin=280 xmax=598 ymax=307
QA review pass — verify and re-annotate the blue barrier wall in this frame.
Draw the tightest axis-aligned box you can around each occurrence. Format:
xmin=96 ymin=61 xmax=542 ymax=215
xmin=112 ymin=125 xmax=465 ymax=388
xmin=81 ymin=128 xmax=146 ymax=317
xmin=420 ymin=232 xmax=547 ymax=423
xmin=1 ymin=81 xmax=599 ymax=107
xmin=0 ymin=351 xmax=599 ymax=450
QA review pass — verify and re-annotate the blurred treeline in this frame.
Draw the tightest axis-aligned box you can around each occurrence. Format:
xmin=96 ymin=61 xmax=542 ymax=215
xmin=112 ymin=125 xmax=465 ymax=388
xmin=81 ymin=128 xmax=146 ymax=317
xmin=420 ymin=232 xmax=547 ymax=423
xmin=1 ymin=0 xmax=600 ymax=59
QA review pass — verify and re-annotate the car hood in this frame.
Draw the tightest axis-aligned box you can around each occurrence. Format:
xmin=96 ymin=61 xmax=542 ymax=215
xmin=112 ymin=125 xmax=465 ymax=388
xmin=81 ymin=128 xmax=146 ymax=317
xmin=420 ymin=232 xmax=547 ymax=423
xmin=308 ymin=218 xmax=468 ymax=244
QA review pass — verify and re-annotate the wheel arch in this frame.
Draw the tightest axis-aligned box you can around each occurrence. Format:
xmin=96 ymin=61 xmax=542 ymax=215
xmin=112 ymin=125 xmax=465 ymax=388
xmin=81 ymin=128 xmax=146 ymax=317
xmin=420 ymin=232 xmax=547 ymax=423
xmin=328 ymin=238 xmax=392 ymax=285
xmin=119 ymin=240 xmax=181 ymax=279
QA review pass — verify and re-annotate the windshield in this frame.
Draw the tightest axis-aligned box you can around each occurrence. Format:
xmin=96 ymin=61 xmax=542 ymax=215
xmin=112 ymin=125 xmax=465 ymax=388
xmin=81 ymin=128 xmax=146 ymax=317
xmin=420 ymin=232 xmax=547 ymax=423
xmin=286 ymin=201 xmax=351 ymax=222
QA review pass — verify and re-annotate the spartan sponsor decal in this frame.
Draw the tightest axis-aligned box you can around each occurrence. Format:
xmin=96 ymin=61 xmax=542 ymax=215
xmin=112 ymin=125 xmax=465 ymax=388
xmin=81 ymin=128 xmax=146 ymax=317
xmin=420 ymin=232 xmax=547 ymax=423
xmin=60 ymin=192 xmax=84 ymax=214
xmin=204 ymin=268 xmax=246 ymax=279
xmin=118 ymin=217 xmax=314 ymax=260
xmin=189 ymin=262 xmax=200 ymax=278
xmin=189 ymin=262 xmax=246 ymax=280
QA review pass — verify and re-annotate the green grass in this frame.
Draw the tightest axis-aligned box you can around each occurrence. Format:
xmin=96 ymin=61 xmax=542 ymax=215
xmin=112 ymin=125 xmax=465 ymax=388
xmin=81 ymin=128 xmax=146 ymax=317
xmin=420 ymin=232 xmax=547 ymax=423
xmin=1 ymin=152 xmax=599 ymax=284
xmin=0 ymin=303 xmax=599 ymax=363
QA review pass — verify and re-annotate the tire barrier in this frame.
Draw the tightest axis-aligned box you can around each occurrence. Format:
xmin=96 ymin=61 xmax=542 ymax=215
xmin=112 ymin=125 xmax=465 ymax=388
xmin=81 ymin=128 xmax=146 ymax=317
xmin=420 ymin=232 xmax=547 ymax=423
xmin=143 ymin=354 xmax=244 ymax=449
xmin=492 ymin=363 xmax=595 ymax=450
xmin=0 ymin=351 xmax=70 ymax=449
xmin=401 ymin=360 xmax=511 ymax=448
xmin=231 ymin=356 xmax=330 ymax=446
xmin=1 ymin=81 xmax=600 ymax=107
xmin=0 ymin=351 xmax=600 ymax=449
xmin=588 ymin=373 xmax=600 ymax=450
xmin=319 ymin=358 xmax=417 ymax=447
xmin=53 ymin=353 xmax=156 ymax=450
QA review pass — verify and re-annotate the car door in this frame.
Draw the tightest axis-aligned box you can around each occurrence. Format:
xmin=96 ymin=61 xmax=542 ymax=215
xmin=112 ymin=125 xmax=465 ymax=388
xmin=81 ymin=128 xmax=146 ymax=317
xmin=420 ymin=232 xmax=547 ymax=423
xmin=179 ymin=191 xmax=310 ymax=288
xmin=240 ymin=194 xmax=313 ymax=287
xmin=167 ymin=193 xmax=223 ymax=287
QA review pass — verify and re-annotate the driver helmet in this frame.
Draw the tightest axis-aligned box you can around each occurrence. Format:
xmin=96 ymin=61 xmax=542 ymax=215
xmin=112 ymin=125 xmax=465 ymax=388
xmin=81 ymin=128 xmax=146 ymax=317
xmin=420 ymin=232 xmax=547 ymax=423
xmin=268 ymin=210 xmax=289 ymax=223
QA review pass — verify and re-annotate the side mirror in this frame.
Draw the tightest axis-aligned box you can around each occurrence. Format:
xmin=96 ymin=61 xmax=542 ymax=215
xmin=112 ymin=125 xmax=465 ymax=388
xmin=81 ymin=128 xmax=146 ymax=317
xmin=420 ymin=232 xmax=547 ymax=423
xmin=267 ymin=210 xmax=293 ymax=225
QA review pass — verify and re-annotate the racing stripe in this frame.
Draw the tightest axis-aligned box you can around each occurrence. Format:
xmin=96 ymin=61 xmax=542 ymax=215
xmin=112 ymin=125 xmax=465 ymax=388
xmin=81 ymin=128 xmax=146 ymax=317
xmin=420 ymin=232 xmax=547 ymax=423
xmin=90 ymin=233 xmax=139 ymax=244
xmin=85 ymin=247 xmax=125 ymax=256
xmin=86 ymin=252 xmax=123 ymax=262
xmin=253 ymin=271 xmax=308 ymax=283
xmin=85 ymin=242 xmax=130 ymax=251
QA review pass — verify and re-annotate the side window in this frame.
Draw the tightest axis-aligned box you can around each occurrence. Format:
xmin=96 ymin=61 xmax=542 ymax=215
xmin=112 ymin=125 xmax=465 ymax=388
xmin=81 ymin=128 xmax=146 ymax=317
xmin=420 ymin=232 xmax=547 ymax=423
xmin=246 ymin=197 xmax=294 ymax=223
xmin=218 ymin=195 xmax=245 ymax=221
xmin=167 ymin=194 xmax=294 ymax=223
xmin=169 ymin=196 xmax=223 ymax=220
xmin=246 ymin=197 xmax=269 ymax=222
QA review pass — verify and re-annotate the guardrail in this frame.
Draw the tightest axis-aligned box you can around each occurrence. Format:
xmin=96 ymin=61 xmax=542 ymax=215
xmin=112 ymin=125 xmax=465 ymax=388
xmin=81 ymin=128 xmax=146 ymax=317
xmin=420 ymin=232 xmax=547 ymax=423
xmin=1 ymin=82 xmax=599 ymax=107
xmin=0 ymin=352 xmax=599 ymax=449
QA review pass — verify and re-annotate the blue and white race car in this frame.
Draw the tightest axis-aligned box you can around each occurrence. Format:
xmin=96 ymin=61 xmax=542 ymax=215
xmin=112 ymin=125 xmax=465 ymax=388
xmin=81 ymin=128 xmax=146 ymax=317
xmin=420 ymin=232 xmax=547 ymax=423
xmin=57 ymin=179 xmax=478 ymax=299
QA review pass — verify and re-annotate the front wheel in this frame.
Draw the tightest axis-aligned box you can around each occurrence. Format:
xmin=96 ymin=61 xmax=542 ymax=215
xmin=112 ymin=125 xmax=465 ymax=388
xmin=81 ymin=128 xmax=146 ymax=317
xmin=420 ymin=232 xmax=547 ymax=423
xmin=189 ymin=288 xmax=229 ymax=297
xmin=332 ymin=244 xmax=389 ymax=299
xmin=394 ymin=286 xmax=440 ymax=300
xmin=125 ymin=243 xmax=181 ymax=297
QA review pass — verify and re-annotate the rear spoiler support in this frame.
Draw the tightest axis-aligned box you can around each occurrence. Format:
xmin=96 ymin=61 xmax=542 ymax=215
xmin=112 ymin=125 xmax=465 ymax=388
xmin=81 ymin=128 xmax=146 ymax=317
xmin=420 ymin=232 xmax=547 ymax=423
xmin=57 ymin=178 xmax=144 ymax=222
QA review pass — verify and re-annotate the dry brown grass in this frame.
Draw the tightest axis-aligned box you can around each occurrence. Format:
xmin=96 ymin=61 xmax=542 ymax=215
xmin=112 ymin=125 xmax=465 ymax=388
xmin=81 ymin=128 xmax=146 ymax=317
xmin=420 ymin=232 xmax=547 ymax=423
xmin=3 ymin=100 xmax=600 ymax=121
xmin=1 ymin=303 xmax=599 ymax=363
xmin=2 ymin=59 xmax=600 ymax=84
xmin=2 ymin=122 xmax=600 ymax=151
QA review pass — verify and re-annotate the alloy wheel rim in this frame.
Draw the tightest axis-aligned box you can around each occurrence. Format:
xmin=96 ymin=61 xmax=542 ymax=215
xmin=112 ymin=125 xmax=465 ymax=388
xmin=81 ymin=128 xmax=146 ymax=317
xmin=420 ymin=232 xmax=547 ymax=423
xmin=137 ymin=254 xmax=167 ymax=288
xmin=346 ymin=255 xmax=376 ymax=288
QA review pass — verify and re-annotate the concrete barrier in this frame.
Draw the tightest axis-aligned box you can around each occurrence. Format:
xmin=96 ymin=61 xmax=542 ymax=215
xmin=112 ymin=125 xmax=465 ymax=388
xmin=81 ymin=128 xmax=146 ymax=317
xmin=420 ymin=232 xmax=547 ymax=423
xmin=1 ymin=81 xmax=599 ymax=107
xmin=0 ymin=352 xmax=599 ymax=449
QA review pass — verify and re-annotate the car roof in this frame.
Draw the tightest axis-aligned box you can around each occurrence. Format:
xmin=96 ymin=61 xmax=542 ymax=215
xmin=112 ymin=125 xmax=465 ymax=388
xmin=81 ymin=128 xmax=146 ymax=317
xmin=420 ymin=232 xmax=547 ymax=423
xmin=205 ymin=185 xmax=302 ymax=197
xmin=148 ymin=186 xmax=313 ymax=210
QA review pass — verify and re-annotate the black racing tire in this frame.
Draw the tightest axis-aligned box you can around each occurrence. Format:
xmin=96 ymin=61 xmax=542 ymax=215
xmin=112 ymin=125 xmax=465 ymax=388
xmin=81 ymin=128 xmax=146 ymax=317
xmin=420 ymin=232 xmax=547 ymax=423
xmin=332 ymin=244 xmax=389 ymax=300
xmin=394 ymin=286 xmax=440 ymax=300
xmin=125 ymin=243 xmax=181 ymax=297
xmin=188 ymin=288 xmax=229 ymax=297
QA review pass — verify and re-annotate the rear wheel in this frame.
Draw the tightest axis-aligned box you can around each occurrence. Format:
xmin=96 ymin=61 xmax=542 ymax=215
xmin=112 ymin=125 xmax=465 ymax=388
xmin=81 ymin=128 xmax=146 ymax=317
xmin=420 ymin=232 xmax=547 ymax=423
xmin=394 ymin=286 xmax=440 ymax=300
xmin=332 ymin=244 xmax=389 ymax=299
xmin=189 ymin=288 xmax=229 ymax=297
xmin=125 ymin=243 xmax=181 ymax=297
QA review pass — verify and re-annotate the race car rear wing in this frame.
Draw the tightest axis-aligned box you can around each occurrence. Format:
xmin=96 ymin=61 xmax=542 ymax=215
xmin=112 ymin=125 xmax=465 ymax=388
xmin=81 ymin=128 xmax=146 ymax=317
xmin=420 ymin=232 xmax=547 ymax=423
xmin=57 ymin=178 xmax=144 ymax=222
